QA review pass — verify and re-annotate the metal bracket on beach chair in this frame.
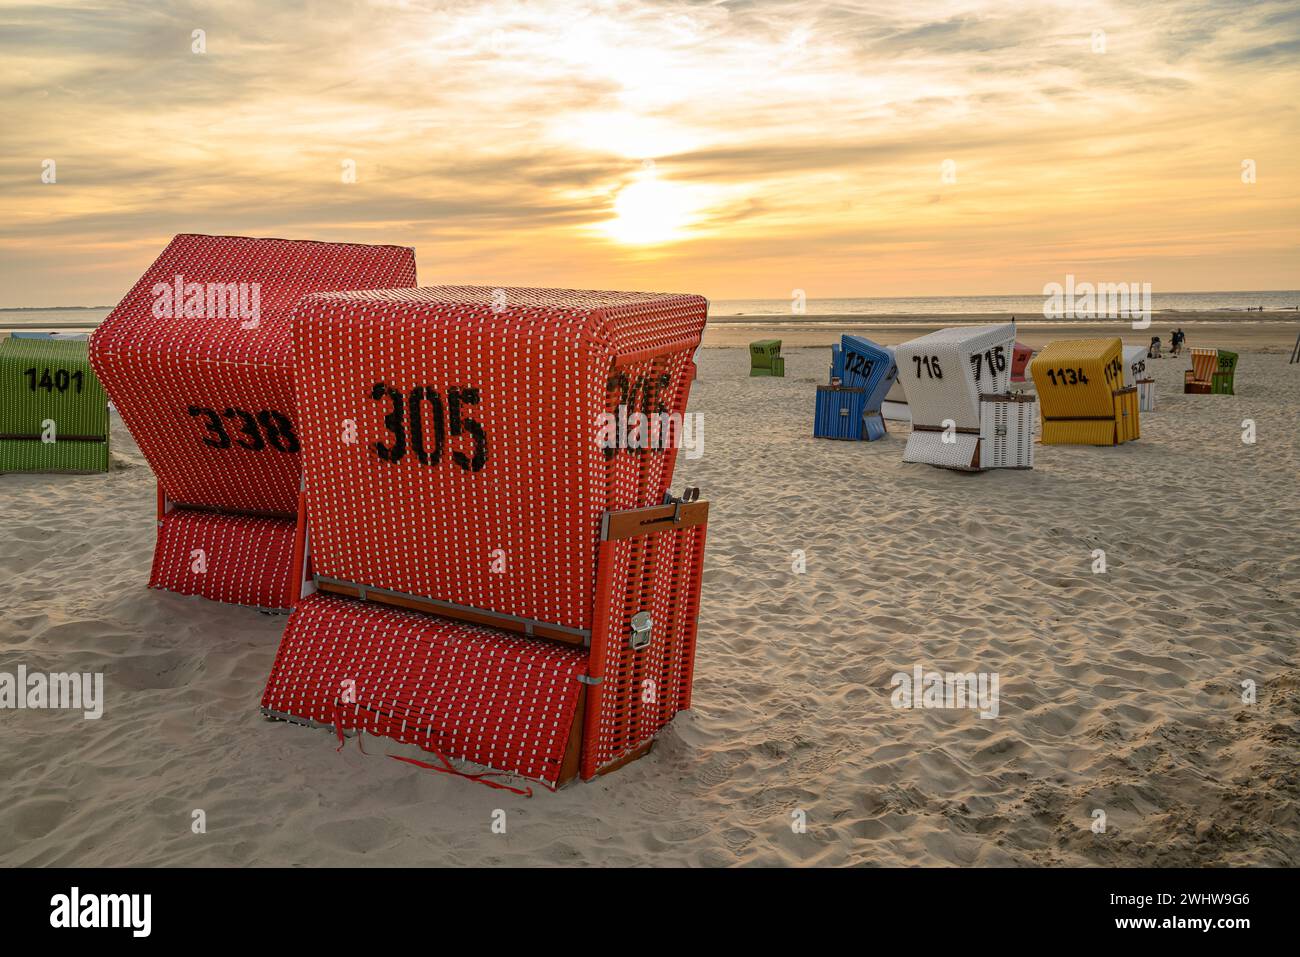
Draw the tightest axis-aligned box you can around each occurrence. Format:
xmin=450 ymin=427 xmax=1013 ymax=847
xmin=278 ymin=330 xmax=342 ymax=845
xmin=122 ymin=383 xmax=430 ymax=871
xmin=629 ymin=611 xmax=653 ymax=650
xmin=662 ymin=486 xmax=701 ymax=523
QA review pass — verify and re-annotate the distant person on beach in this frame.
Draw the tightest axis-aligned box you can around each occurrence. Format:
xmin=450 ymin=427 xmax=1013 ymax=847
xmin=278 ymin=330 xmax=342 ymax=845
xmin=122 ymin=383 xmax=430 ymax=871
xmin=1149 ymin=335 xmax=1162 ymax=358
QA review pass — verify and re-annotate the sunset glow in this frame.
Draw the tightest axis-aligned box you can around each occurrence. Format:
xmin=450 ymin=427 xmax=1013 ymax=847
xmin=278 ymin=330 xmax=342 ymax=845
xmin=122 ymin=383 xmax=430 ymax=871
xmin=0 ymin=0 xmax=1297 ymax=304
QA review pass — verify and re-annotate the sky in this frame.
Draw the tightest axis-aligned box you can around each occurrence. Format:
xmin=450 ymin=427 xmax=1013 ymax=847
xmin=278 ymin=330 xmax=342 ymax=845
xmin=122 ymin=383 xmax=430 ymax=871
xmin=1 ymin=0 xmax=1297 ymax=306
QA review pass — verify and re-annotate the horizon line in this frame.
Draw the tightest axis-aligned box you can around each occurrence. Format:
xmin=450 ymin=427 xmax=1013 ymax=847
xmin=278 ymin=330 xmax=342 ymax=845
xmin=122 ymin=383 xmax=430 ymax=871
xmin=4 ymin=288 xmax=1300 ymax=312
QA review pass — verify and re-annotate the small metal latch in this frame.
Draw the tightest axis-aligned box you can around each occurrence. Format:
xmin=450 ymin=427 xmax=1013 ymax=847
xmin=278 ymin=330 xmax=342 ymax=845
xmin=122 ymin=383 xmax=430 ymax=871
xmin=995 ymin=426 xmax=1007 ymax=437
xmin=839 ymin=408 xmax=849 ymax=416
xmin=663 ymin=487 xmax=700 ymax=523
xmin=629 ymin=611 xmax=653 ymax=650
xmin=575 ymin=674 xmax=603 ymax=686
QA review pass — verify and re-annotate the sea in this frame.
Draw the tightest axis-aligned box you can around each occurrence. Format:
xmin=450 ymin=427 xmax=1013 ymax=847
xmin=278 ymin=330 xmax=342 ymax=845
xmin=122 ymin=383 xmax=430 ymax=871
xmin=2 ymin=290 xmax=1298 ymax=331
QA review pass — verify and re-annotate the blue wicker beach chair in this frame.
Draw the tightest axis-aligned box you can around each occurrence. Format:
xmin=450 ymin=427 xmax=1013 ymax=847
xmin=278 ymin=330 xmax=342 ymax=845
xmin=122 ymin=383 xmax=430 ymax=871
xmin=839 ymin=335 xmax=897 ymax=440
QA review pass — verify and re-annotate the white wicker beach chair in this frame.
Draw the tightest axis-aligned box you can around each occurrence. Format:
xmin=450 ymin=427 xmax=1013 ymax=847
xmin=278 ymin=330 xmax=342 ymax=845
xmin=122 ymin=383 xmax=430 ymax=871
xmin=1123 ymin=343 xmax=1156 ymax=412
xmin=895 ymin=322 xmax=1034 ymax=471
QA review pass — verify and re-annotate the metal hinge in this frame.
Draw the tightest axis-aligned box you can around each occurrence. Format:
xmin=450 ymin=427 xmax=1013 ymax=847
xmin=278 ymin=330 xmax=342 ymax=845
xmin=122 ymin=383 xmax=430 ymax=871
xmin=629 ymin=611 xmax=653 ymax=650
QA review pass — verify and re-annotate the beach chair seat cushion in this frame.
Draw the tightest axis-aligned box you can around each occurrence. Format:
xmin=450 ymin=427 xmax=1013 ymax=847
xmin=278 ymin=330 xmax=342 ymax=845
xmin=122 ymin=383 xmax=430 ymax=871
xmin=1184 ymin=348 xmax=1218 ymax=393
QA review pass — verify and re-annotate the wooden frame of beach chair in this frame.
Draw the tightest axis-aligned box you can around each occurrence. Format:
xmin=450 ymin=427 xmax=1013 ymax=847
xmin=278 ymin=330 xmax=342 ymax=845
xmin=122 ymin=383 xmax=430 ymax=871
xmin=1211 ymin=350 xmax=1238 ymax=395
xmin=259 ymin=287 xmax=710 ymax=789
xmin=0 ymin=336 xmax=109 ymax=473
xmin=1123 ymin=344 xmax=1157 ymax=412
xmin=89 ymin=234 xmax=417 ymax=610
xmin=749 ymin=338 xmax=783 ymax=376
xmin=1183 ymin=348 xmax=1217 ymax=394
xmin=833 ymin=335 xmax=897 ymax=440
xmin=1030 ymin=338 xmax=1138 ymax=445
xmin=894 ymin=323 xmax=1033 ymax=470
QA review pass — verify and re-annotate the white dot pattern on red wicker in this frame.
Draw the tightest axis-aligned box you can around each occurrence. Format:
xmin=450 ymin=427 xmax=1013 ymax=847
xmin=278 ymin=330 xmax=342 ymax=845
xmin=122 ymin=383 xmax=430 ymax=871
xmin=89 ymin=234 xmax=417 ymax=608
xmin=149 ymin=509 xmax=300 ymax=609
xmin=292 ymin=286 xmax=707 ymax=631
xmin=262 ymin=593 xmax=589 ymax=785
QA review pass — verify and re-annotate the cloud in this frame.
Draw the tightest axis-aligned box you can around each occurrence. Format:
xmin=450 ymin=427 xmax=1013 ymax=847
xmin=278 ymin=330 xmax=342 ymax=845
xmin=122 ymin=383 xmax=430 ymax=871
xmin=0 ymin=0 xmax=1296 ymax=303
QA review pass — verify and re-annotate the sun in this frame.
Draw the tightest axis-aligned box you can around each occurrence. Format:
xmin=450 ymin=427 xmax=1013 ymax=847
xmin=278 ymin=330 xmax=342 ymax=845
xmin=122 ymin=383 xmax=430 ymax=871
xmin=604 ymin=174 xmax=694 ymax=245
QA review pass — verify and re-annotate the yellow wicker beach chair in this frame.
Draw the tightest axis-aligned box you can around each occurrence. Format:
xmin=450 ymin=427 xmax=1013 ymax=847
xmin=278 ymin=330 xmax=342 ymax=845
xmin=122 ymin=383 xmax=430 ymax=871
xmin=1030 ymin=338 xmax=1138 ymax=445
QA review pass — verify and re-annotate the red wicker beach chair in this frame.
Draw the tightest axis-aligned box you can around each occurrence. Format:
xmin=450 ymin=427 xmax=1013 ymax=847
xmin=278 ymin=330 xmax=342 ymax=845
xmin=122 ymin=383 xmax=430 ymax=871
xmin=90 ymin=234 xmax=417 ymax=609
xmin=260 ymin=286 xmax=710 ymax=788
xmin=1010 ymin=341 xmax=1034 ymax=383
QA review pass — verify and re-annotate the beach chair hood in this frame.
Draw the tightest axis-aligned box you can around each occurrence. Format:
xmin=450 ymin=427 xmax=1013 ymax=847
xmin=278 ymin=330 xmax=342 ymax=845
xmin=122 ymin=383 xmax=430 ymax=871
xmin=89 ymin=233 xmax=417 ymax=608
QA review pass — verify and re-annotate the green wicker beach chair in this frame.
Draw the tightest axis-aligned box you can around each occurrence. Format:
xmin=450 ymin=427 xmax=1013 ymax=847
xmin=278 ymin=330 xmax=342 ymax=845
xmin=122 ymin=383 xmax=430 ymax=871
xmin=0 ymin=336 xmax=109 ymax=473
xmin=1211 ymin=350 xmax=1238 ymax=395
xmin=750 ymin=339 xmax=783 ymax=377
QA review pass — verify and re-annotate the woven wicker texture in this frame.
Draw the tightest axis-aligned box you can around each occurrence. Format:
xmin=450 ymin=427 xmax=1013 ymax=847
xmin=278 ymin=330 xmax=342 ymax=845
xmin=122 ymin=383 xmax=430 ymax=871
xmin=0 ymin=337 xmax=108 ymax=439
xmin=896 ymin=323 xmax=1015 ymax=467
xmin=1 ymin=337 xmax=109 ymax=473
xmin=582 ymin=520 xmax=706 ymax=777
xmin=895 ymin=323 xmax=1015 ymax=431
xmin=1030 ymin=338 xmax=1134 ymax=445
xmin=1115 ymin=388 xmax=1140 ymax=443
xmin=1187 ymin=348 xmax=1218 ymax=385
xmin=1212 ymin=350 xmax=1238 ymax=394
xmin=0 ymin=437 xmax=109 ymax=474
xmin=840 ymin=335 xmax=898 ymax=412
xmin=262 ymin=593 xmax=589 ymax=785
xmin=749 ymin=339 xmax=782 ymax=376
xmin=292 ymin=286 xmax=707 ymax=632
xmin=1011 ymin=342 xmax=1034 ymax=383
xmin=979 ymin=398 xmax=1036 ymax=469
xmin=1122 ymin=345 xmax=1151 ymax=388
xmin=903 ymin=431 xmax=981 ymax=469
xmin=90 ymin=234 xmax=417 ymax=514
xmin=149 ymin=508 xmax=301 ymax=609
xmin=814 ymin=386 xmax=867 ymax=440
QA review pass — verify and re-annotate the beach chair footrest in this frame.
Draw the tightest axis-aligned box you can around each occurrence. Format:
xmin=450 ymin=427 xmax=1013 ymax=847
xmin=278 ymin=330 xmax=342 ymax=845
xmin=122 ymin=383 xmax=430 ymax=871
xmin=150 ymin=507 xmax=301 ymax=610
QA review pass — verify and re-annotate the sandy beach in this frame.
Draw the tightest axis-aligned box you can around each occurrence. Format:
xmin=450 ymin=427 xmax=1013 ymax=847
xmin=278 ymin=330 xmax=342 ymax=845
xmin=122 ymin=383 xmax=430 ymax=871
xmin=1 ymin=323 xmax=1297 ymax=867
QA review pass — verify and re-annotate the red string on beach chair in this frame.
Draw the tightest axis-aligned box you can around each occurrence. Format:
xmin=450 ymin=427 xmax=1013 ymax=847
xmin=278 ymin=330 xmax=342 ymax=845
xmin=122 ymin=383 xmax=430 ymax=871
xmin=330 ymin=700 xmax=532 ymax=796
xmin=386 ymin=754 xmax=533 ymax=797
